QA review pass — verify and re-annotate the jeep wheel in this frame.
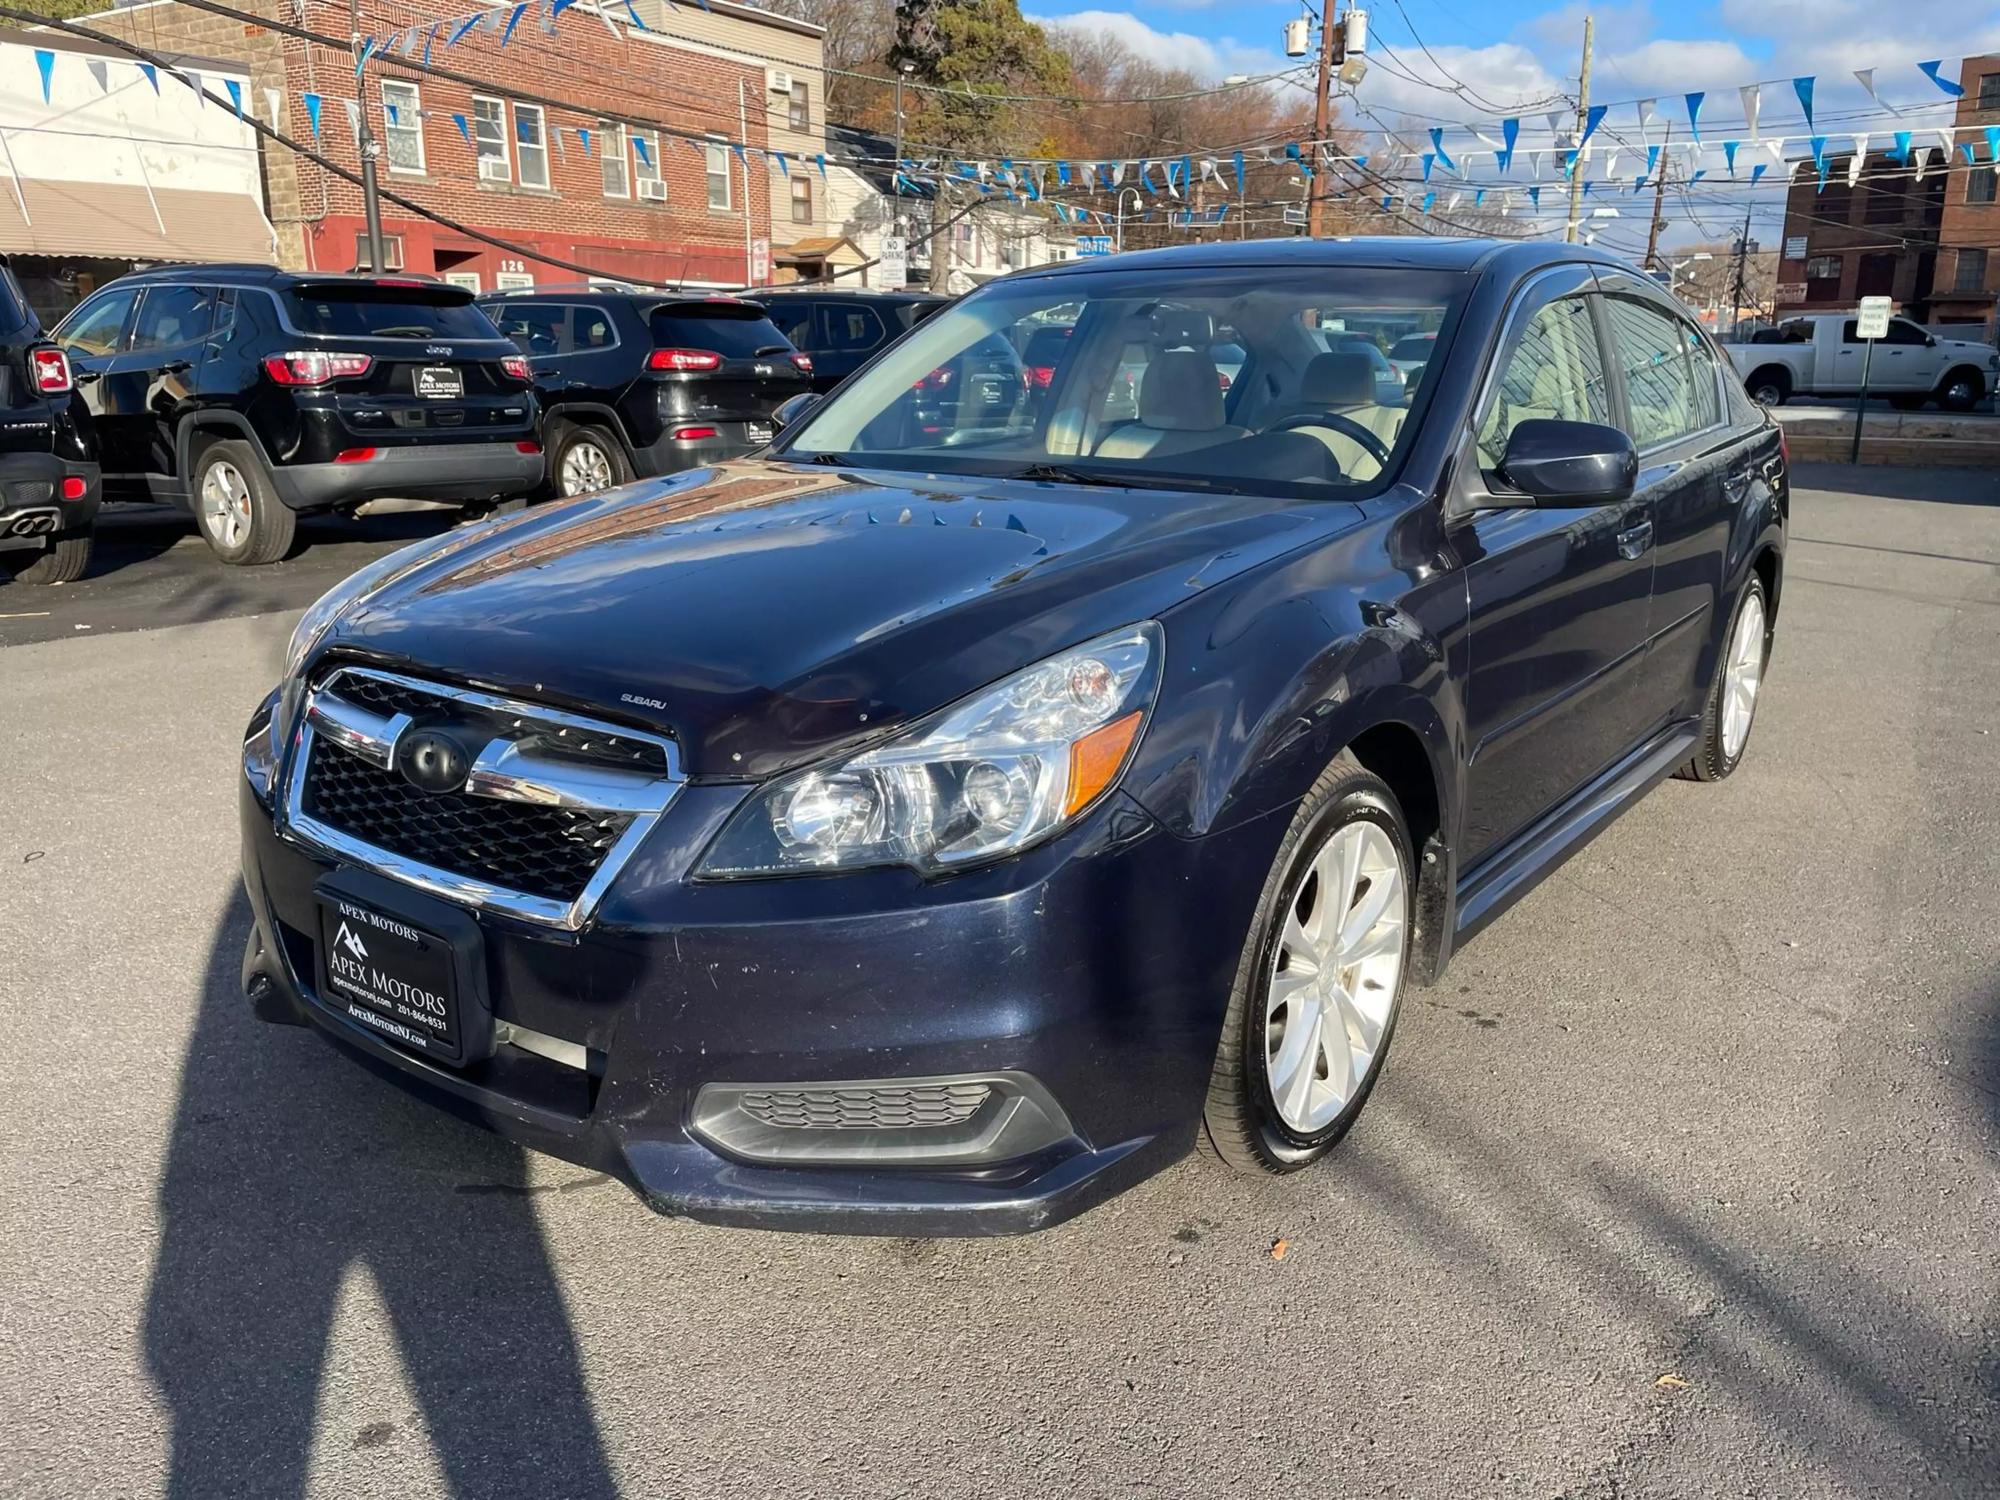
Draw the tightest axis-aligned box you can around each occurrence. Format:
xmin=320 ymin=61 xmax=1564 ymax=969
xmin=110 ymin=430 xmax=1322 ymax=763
xmin=193 ymin=440 xmax=295 ymax=565
xmin=1 ymin=527 xmax=92 ymax=585
xmin=550 ymin=420 xmax=633 ymax=499
xmin=1201 ymin=753 xmax=1412 ymax=1174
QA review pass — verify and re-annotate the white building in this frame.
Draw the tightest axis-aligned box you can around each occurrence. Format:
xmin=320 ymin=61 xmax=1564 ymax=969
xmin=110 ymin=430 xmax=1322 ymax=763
xmin=0 ymin=27 xmax=276 ymax=319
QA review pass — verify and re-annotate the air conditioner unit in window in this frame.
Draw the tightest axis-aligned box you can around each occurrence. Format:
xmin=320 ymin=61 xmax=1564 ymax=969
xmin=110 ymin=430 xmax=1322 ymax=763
xmin=477 ymin=157 xmax=510 ymax=183
xmin=768 ymin=69 xmax=792 ymax=94
xmin=637 ymin=178 xmax=668 ymax=201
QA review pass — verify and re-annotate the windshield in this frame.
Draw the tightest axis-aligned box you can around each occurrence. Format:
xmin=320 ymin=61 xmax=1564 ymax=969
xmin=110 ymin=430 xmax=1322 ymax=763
xmin=779 ymin=265 xmax=1467 ymax=496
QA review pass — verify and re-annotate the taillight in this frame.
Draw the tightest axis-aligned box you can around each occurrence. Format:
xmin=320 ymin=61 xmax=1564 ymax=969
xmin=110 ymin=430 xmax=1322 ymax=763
xmin=790 ymin=352 xmax=813 ymax=374
xmin=500 ymin=354 xmax=530 ymax=381
xmin=29 ymin=347 xmax=71 ymax=395
xmin=648 ymin=348 xmax=722 ymax=372
xmin=263 ymin=351 xmax=373 ymax=386
xmin=1029 ymin=365 xmax=1054 ymax=389
xmin=515 ymin=440 xmax=542 ymax=454
xmin=1777 ymin=427 xmax=1789 ymax=468
xmin=334 ymin=447 xmax=378 ymax=463
xmin=671 ymin=425 xmax=720 ymax=441
xmin=60 ymin=475 xmax=86 ymax=500
xmin=912 ymin=365 xmax=951 ymax=393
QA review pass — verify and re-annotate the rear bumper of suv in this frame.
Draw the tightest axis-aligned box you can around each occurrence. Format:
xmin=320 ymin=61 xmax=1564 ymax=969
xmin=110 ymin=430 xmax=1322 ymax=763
xmin=0 ymin=451 xmax=100 ymax=536
xmin=272 ymin=441 xmax=543 ymax=512
xmin=631 ymin=419 xmax=776 ymax=478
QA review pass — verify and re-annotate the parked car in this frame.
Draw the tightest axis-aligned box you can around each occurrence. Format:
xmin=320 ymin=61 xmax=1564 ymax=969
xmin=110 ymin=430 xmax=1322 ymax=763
xmin=482 ymin=289 xmax=813 ymax=497
xmin=1388 ymin=330 xmax=1438 ymax=382
xmin=1723 ymin=311 xmax=1999 ymax=409
xmin=49 ymin=268 xmax=540 ymax=565
xmin=239 ymin=237 xmax=1786 ymax=1235
xmin=0 ymin=261 xmax=99 ymax=584
xmin=748 ymin=286 xmax=947 ymax=394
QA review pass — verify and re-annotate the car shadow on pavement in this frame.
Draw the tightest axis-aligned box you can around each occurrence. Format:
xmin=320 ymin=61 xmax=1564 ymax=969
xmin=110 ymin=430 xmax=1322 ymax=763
xmin=142 ymin=889 xmax=619 ymax=1499
xmin=1787 ymin=462 xmax=2000 ymax=507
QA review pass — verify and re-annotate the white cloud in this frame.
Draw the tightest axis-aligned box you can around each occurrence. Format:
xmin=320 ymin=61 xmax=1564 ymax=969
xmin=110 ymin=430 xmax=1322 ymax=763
xmin=1035 ymin=10 xmax=1296 ymax=83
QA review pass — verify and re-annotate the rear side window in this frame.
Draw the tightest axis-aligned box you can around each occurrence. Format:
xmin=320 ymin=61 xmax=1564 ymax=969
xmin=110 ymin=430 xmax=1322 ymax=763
xmin=761 ymin=299 xmax=814 ymax=348
xmin=284 ymin=284 xmax=497 ymax=339
xmin=131 ymin=284 xmax=219 ymax=351
xmin=1604 ymin=297 xmax=1704 ymax=449
xmin=648 ymin=301 xmax=791 ymax=357
xmin=821 ymin=304 xmax=887 ymax=353
xmin=491 ymin=300 xmax=568 ymax=355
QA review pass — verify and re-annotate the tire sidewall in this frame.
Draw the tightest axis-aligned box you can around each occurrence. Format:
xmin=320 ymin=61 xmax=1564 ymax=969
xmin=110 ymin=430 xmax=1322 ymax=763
xmin=1708 ymin=577 xmax=1771 ymax=776
xmin=551 ymin=422 xmax=629 ymax=498
xmin=1242 ymin=785 xmax=1414 ymax=1163
xmin=192 ymin=442 xmax=280 ymax=563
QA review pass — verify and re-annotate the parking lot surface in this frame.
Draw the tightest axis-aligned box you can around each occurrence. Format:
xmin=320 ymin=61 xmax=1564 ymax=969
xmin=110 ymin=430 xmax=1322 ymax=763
xmin=1 ymin=465 xmax=1995 ymax=1497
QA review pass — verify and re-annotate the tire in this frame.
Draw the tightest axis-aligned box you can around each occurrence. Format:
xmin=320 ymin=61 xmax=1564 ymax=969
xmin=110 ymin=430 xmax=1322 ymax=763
xmin=1936 ymin=368 xmax=1984 ymax=413
xmin=1 ymin=528 xmax=92 ymax=585
xmin=1200 ymin=753 xmax=1415 ymax=1175
xmin=1745 ymin=368 xmax=1790 ymax=407
xmin=191 ymin=439 xmax=295 ymax=566
xmin=1678 ymin=576 xmax=1770 ymax=782
xmin=548 ymin=419 xmax=633 ymax=499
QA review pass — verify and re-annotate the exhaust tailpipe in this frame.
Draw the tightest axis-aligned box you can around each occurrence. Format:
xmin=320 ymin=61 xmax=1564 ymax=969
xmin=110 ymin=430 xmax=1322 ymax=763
xmin=5 ymin=508 xmax=59 ymax=538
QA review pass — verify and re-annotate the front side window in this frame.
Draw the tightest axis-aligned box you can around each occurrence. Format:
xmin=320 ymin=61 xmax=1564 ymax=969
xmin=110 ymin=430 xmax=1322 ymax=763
xmin=1884 ymin=318 xmax=1931 ymax=346
xmin=780 ymin=266 xmax=1466 ymax=498
xmin=491 ymin=300 xmax=569 ymax=356
xmin=55 ymin=288 xmax=138 ymax=356
xmin=130 ymin=283 xmax=218 ymax=351
xmin=1604 ymin=296 xmax=1702 ymax=449
xmin=381 ymin=80 xmax=423 ymax=174
xmin=600 ymin=122 xmax=629 ymax=198
xmin=705 ymin=142 xmax=730 ymax=210
xmin=472 ymin=96 xmax=508 ymax=178
xmin=1475 ymin=295 xmax=1608 ymax=468
xmin=514 ymin=103 xmax=549 ymax=190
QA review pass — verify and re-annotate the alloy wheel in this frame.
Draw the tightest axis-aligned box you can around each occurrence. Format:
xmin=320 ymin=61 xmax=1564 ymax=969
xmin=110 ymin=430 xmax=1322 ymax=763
xmin=559 ymin=439 xmax=614 ymax=496
xmin=1721 ymin=592 xmax=1766 ymax=760
xmin=1264 ymin=819 xmax=1407 ymax=1135
xmin=199 ymin=460 xmax=253 ymax=550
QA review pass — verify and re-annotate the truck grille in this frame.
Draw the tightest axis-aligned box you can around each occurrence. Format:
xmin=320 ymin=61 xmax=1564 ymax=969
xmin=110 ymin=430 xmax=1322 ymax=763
xmin=282 ymin=665 xmax=681 ymax=928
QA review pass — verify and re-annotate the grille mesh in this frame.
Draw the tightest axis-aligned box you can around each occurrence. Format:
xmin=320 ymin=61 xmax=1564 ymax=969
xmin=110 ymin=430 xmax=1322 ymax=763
xmin=303 ymin=739 xmax=629 ymax=902
xmin=737 ymin=1083 xmax=993 ymax=1131
xmin=332 ymin=672 xmax=668 ymax=774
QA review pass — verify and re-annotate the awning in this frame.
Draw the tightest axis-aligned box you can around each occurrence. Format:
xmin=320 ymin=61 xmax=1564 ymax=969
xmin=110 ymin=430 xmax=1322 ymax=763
xmin=0 ymin=176 xmax=276 ymax=264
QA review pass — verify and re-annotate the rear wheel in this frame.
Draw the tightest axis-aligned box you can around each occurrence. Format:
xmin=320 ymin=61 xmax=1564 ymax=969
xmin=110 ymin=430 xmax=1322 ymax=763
xmin=192 ymin=439 xmax=295 ymax=565
xmin=549 ymin=419 xmax=633 ymax=499
xmin=1201 ymin=753 xmax=1413 ymax=1174
xmin=1679 ymin=577 xmax=1769 ymax=782
xmin=1745 ymin=368 xmax=1790 ymax=407
xmin=1 ymin=528 xmax=92 ymax=584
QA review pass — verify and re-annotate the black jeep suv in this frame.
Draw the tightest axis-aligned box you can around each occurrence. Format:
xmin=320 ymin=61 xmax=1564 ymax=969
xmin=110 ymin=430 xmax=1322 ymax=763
xmin=0 ymin=262 xmax=99 ymax=585
xmin=52 ymin=268 xmax=541 ymax=565
xmin=478 ymin=289 xmax=811 ymax=498
xmin=748 ymin=286 xmax=948 ymax=394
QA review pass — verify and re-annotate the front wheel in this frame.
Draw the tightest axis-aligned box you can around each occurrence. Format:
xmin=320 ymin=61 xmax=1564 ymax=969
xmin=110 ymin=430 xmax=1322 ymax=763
xmin=1679 ymin=576 xmax=1770 ymax=782
xmin=1201 ymin=754 xmax=1413 ymax=1174
xmin=1937 ymin=370 xmax=1985 ymax=413
xmin=1 ymin=528 xmax=92 ymax=584
xmin=192 ymin=439 xmax=295 ymax=565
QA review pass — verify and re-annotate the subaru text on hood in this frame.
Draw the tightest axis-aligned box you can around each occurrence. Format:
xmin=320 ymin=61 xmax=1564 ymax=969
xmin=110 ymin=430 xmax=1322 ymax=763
xmin=239 ymin=238 xmax=1788 ymax=1235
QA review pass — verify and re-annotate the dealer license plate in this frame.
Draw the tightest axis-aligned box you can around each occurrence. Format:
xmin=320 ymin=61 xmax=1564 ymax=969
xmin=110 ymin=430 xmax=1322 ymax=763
xmin=317 ymin=894 xmax=461 ymax=1059
xmin=746 ymin=421 xmax=773 ymax=445
xmin=415 ymin=366 xmax=464 ymax=399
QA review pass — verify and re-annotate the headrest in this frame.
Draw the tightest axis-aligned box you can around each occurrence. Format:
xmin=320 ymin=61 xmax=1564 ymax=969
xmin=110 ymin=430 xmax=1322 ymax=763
xmin=1300 ymin=351 xmax=1378 ymax=407
xmin=1149 ymin=306 xmax=1216 ymax=348
xmin=1139 ymin=350 xmax=1226 ymax=431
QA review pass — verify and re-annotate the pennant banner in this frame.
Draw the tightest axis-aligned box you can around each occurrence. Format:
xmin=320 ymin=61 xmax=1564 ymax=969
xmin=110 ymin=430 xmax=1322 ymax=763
xmin=1916 ymin=60 xmax=1963 ymax=98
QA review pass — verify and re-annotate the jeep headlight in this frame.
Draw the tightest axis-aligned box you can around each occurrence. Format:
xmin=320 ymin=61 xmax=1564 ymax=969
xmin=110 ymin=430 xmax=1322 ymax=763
xmin=699 ymin=624 xmax=1161 ymax=878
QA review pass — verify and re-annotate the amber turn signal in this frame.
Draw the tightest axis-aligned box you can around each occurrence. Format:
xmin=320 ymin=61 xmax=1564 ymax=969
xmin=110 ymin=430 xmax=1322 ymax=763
xmin=1065 ymin=710 xmax=1145 ymax=817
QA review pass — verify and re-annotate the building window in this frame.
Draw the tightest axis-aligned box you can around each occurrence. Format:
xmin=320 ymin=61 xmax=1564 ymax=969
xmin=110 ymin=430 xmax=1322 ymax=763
xmin=1955 ymin=247 xmax=1989 ymax=295
xmin=1865 ymin=176 xmax=1903 ymax=223
xmin=1804 ymin=253 xmax=1842 ymax=302
xmin=352 ymin=233 xmax=404 ymax=271
xmin=380 ymin=80 xmax=423 ymax=174
xmin=632 ymin=132 xmax=663 ymax=200
xmin=788 ymin=80 xmax=810 ymax=131
xmin=1979 ymin=72 xmax=2000 ymax=111
xmin=706 ymin=140 xmax=731 ymax=211
xmin=1969 ymin=166 xmax=1997 ymax=205
xmin=790 ymin=174 xmax=812 ymax=224
xmin=472 ymin=96 xmax=508 ymax=181
xmin=514 ymin=103 xmax=548 ymax=190
xmin=600 ymin=121 xmax=628 ymax=198
xmin=1817 ymin=178 xmax=1852 ymax=225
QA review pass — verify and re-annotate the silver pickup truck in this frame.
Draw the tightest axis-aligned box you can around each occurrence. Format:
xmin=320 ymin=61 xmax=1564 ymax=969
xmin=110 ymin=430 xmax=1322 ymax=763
xmin=1723 ymin=312 xmax=1998 ymax=411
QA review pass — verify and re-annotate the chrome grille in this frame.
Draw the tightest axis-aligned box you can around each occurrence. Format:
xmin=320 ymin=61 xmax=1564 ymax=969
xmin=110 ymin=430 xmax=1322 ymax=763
xmin=280 ymin=665 xmax=682 ymax=929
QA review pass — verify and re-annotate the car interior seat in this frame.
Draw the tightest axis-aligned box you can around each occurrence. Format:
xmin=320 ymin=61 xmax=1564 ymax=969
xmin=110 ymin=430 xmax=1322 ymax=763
xmin=1092 ymin=348 xmax=1250 ymax=459
xmin=1279 ymin=351 xmax=1408 ymax=479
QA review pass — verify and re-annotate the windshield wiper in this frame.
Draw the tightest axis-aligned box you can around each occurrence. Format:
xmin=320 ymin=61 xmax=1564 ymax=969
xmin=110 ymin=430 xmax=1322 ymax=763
xmin=753 ymin=344 xmax=791 ymax=357
xmin=1001 ymin=462 xmax=1238 ymax=493
xmin=804 ymin=451 xmax=849 ymax=465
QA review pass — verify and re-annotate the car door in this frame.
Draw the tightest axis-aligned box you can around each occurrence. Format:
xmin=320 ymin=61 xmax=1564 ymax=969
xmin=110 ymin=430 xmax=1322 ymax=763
xmin=53 ymin=286 xmax=141 ymax=488
xmin=1594 ymin=272 xmax=1746 ymax=730
xmin=1453 ymin=265 xmax=1658 ymax=865
xmin=1828 ymin=319 xmax=1869 ymax=392
xmin=1878 ymin=317 xmax=1935 ymax=391
xmin=116 ymin=282 xmax=219 ymax=493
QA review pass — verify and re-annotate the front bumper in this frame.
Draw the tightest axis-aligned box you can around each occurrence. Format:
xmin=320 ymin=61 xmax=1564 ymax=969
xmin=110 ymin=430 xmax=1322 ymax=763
xmin=0 ymin=451 xmax=99 ymax=538
xmin=272 ymin=441 xmax=543 ymax=512
xmin=237 ymin=768 xmax=1279 ymax=1235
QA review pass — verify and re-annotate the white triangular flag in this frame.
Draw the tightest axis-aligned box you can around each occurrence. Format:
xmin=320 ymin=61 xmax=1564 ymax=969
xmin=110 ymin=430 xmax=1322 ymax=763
xmin=86 ymin=59 xmax=108 ymax=92
xmin=1528 ymin=148 xmax=1545 ymax=177
xmin=1854 ymin=67 xmax=1876 ymax=102
xmin=1739 ymin=84 xmax=1761 ymax=140
xmin=342 ymin=97 xmax=360 ymax=144
xmin=1937 ymin=128 xmax=1954 ymax=157
xmin=1604 ymin=146 xmax=1620 ymax=179
xmin=186 ymin=69 xmax=206 ymax=106
xmin=1785 ymin=160 xmax=1801 ymax=184
xmin=1636 ymin=98 xmax=1657 ymax=133
xmin=1766 ymin=137 xmax=1787 ymax=165
xmin=264 ymin=88 xmax=281 ymax=130
xmin=1447 ymin=191 xmax=1461 ymax=211
xmin=1848 ymin=135 xmax=1867 ymax=187
xmin=1914 ymin=145 xmax=1932 ymax=181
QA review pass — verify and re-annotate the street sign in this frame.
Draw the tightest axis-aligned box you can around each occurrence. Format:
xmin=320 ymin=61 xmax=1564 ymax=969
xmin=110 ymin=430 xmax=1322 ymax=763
xmin=1775 ymin=281 xmax=1806 ymax=303
xmin=1855 ymin=294 xmax=1893 ymax=340
xmin=1075 ymin=234 xmax=1113 ymax=258
xmin=750 ymin=237 xmax=770 ymax=284
xmin=878 ymin=234 xmax=908 ymax=286
xmin=1784 ymin=236 xmax=1808 ymax=261
xmin=1282 ymin=206 xmax=1307 ymax=226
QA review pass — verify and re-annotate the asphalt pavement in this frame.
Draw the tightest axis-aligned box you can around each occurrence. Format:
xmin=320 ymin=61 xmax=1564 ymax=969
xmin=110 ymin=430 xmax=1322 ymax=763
xmin=1 ymin=466 xmax=1995 ymax=1497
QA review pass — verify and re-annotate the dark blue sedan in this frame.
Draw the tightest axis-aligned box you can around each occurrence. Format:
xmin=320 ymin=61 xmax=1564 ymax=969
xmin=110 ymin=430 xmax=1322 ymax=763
xmin=238 ymin=237 xmax=1787 ymax=1234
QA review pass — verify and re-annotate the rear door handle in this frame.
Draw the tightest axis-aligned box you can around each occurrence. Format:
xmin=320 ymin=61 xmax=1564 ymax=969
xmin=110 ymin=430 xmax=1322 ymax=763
xmin=1722 ymin=463 xmax=1754 ymax=502
xmin=160 ymin=359 xmax=193 ymax=375
xmin=1615 ymin=518 xmax=1654 ymax=560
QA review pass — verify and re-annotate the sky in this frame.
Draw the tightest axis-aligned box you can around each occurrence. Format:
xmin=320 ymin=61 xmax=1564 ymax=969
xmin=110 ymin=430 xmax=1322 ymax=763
xmin=1023 ymin=0 xmax=2000 ymax=252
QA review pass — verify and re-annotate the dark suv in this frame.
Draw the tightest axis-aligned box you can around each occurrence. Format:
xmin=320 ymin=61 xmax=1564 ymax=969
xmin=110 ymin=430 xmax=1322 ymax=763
xmin=749 ymin=287 xmax=947 ymax=393
xmin=52 ymin=268 xmax=541 ymax=565
xmin=478 ymin=289 xmax=811 ymax=498
xmin=0 ymin=263 xmax=99 ymax=584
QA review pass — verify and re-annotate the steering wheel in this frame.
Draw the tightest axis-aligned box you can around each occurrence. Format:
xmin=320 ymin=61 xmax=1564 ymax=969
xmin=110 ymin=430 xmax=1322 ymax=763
xmin=1264 ymin=410 xmax=1393 ymax=467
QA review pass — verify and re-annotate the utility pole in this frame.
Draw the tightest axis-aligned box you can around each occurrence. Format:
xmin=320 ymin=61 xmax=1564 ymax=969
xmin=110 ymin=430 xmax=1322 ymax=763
xmin=1305 ymin=0 xmax=1338 ymax=238
xmin=1563 ymin=14 xmax=1592 ymax=244
xmin=1643 ymin=121 xmax=1673 ymax=269
xmin=1730 ymin=201 xmax=1753 ymax=336
xmin=350 ymin=0 xmax=385 ymax=272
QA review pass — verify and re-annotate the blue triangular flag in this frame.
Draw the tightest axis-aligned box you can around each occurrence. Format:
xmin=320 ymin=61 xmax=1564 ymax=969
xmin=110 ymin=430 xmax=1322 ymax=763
xmin=577 ymin=127 xmax=591 ymax=154
xmin=1646 ymin=144 xmax=1661 ymax=176
xmin=1430 ymin=127 xmax=1457 ymax=171
xmin=1793 ymin=75 xmax=1815 ymax=127
xmin=774 ymin=151 xmax=788 ymax=176
xmin=731 ymin=144 xmax=747 ymax=168
xmin=423 ymin=24 xmax=437 ymax=67
xmin=815 ymin=153 xmax=826 ymax=178
xmin=449 ymin=14 xmax=481 ymax=44
xmin=633 ymin=136 xmax=651 ymax=167
xmin=1056 ymin=161 xmax=1070 ymax=185
xmin=1960 ymin=142 xmax=1977 ymax=165
xmin=225 ymin=78 xmax=244 ymax=118
xmin=553 ymin=0 xmax=579 ymax=11
xmin=1579 ymin=105 xmax=1606 ymax=151
xmin=1891 ymin=130 xmax=1912 ymax=163
xmin=33 ymin=49 xmax=53 ymax=104
xmin=304 ymin=92 xmax=323 ymax=140
xmin=1475 ymin=189 xmax=1486 ymax=208
xmin=1751 ymin=163 xmax=1768 ymax=185
xmin=1987 ymin=126 xmax=1999 ymax=162
xmin=1916 ymin=61 xmax=1963 ymax=98
xmin=1232 ymin=151 xmax=1245 ymax=191
xmin=623 ymin=0 xmax=649 ymax=30
xmin=1421 ymin=153 xmax=1435 ymax=182
xmin=501 ymin=4 xmax=527 ymax=45
xmin=1528 ymin=185 xmax=1541 ymax=209
xmin=1500 ymin=117 xmax=1519 ymax=173
xmin=355 ymin=37 xmax=374 ymax=76
xmin=452 ymin=111 xmax=470 ymax=145
xmin=1691 ymin=169 xmax=1707 ymax=183
xmin=1422 ymin=190 xmax=1435 ymax=214
xmin=1685 ymin=91 xmax=1704 ymax=144
xmin=140 ymin=62 xmax=159 ymax=93
xmin=1723 ymin=140 xmax=1739 ymax=176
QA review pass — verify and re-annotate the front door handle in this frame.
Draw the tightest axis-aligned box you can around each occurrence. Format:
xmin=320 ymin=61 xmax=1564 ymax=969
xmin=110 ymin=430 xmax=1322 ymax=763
xmin=160 ymin=359 xmax=193 ymax=375
xmin=1615 ymin=518 xmax=1654 ymax=560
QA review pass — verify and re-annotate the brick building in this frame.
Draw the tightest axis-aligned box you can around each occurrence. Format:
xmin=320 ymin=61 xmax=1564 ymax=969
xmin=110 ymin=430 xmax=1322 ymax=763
xmin=86 ymin=0 xmax=829 ymax=290
xmin=1931 ymin=57 xmax=2000 ymax=327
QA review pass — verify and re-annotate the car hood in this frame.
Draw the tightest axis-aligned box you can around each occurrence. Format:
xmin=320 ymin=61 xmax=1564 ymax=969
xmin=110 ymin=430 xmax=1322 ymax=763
xmin=320 ymin=459 xmax=1364 ymax=778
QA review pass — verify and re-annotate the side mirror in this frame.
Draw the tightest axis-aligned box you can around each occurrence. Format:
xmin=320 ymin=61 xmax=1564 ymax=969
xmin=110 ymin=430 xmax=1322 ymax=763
xmin=771 ymin=391 xmax=820 ymax=432
xmin=1490 ymin=419 xmax=1637 ymax=507
xmin=1926 ymin=334 xmax=1938 ymax=347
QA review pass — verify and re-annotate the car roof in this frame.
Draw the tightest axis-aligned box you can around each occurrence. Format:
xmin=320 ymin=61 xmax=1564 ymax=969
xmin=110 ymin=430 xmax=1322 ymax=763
xmin=1012 ymin=235 xmax=1626 ymax=282
xmin=749 ymin=285 xmax=947 ymax=302
xmin=475 ymin=287 xmax=772 ymax=310
xmin=110 ymin=265 xmax=451 ymax=289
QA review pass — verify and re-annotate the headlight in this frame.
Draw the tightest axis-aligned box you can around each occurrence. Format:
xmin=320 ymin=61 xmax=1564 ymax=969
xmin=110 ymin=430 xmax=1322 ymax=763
xmin=699 ymin=623 xmax=1162 ymax=878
